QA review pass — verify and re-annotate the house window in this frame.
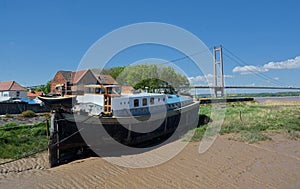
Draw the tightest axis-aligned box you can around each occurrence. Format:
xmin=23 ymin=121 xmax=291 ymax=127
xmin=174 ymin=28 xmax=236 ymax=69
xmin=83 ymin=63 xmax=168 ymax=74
xmin=150 ymin=97 xmax=154 ymax=105
xmin=134 ymin=99 xmax=139 ymax=107
xmin=142 ymin=98 xmax=147 ymax=106
xmin=16 ymin=91 xmax=20 ymax=97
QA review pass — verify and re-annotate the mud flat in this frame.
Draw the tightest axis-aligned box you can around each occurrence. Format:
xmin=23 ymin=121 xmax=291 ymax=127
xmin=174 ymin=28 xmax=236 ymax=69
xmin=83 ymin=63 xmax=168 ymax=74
xmin=0 ymin=133 xmax=299 ymax=189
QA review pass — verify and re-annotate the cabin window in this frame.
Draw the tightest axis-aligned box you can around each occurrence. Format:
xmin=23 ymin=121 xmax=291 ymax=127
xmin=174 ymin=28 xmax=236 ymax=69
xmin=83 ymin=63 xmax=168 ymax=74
xmin=16 ymin=91 xmax=20 ymax=97
xmin=163 ymin=98 xmax=165 ymax=102
xmin=95 ymin=88 xmax=101 ymax=94
xmin=158 ymin=98 xmax=160 ymax=102
xmin=90 ymin=88 xmax=95 ymax=93
xmin=112 ymin=87 xmax=121 ymax=95
xmin=134 ymin=99 xmax=139 ymax=107
xmin=150 ymin=98 xmax=154 ymax=105
xmin=142 ymin=98 xmax=147 ymax=106
xmin=107 ymin=88 xmax=112 ymax=94
xmin=100 ymin=88 xmax=105 ymax=94
xmin=85 ymin=87 xmax=89 ymax=93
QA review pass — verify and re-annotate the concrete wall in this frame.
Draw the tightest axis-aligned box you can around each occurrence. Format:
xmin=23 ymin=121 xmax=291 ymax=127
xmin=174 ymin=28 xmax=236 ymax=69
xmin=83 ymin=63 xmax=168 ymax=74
xmin=0 ymin=91 xmax=27 ymax=99
xmin=0 ymin=103 xmax=50 ymax=115
xmin=9 ymin=90 xmax=27 ymax=99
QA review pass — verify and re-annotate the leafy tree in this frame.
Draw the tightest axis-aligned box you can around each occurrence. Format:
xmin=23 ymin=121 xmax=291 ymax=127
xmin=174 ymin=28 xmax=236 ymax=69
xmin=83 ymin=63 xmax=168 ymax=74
xmin=134 ymin=78 xmax=176 ymax=93
xmin=108 ymin=64 xmax=189 ymax=93
xmin=32 ymin=80 xmax=51 ymax=94
xmin=100 ymin=66 xmax=126 ymax=79
xmin=33 ymin=86 xmax=43 ymax=92
xmin=43 ymin=80 xmax=51 ymax=94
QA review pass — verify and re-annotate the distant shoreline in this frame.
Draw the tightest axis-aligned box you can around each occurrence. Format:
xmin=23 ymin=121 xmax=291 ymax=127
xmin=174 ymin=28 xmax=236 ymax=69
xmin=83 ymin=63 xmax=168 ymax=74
xmin=197 ymin=91 xmax=300 ymax=99
xmin=254 ymin=96 xmax=300 ymax=103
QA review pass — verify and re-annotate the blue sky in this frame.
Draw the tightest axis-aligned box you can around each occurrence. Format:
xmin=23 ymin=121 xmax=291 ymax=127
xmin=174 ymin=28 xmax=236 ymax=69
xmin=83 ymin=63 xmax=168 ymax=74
xmin=1 ymin=0 xmax=300 ymax=92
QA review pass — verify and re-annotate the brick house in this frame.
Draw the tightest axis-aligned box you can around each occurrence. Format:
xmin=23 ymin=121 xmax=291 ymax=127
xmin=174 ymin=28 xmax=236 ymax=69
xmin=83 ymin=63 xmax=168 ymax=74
xmin=0 ymin=81 xmax=27 ymax=99
xmin=51 ymin=69 xmax=118 ymax=95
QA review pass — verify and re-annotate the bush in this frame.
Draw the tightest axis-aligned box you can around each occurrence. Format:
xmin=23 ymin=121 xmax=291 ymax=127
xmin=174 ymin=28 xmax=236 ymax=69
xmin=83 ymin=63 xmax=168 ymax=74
xmin=5 ymin=113 xmax=13 ymax=118
xmin=21 ymin=110 xmax=36 ymax=117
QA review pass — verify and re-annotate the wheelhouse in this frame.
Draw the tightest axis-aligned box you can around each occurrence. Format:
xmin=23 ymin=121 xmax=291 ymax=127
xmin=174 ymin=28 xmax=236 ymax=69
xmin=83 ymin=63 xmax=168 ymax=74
xmin=84 ymin=85 xmax=121 ymax=96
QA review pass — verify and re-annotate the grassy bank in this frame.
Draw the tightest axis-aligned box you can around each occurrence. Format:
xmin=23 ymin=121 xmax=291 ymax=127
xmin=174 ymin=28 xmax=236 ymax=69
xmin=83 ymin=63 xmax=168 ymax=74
xmin=0 ymin=122 xmax=48 ymax=159
xmin=187 ymin=101 xmax=300 ymax=143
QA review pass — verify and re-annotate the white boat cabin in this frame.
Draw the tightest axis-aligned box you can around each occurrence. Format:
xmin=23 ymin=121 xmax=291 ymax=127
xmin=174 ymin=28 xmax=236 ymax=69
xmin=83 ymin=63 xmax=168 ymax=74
xmin=75 ymin=85 xmax=168 ymax=116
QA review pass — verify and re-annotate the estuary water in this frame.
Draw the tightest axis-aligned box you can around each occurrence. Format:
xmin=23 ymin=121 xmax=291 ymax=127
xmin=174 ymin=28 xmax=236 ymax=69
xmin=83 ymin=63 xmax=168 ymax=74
xmin=254 ymin=96 xmax=300 ymax=103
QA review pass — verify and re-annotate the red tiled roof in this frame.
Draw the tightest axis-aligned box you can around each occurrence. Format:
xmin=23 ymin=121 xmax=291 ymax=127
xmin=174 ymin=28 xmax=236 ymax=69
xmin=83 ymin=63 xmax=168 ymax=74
xmin=96 ymin=74 xmax=118 ymax=85
xmin=121 ymin=86 xmax=138 ymax=94
xmin=71 ymin=69 xmax=89 ymax=84
xmin=121 ymin=86 xmax=134 ymax=92
xmin=27 ymin=91 xmax=43 ymax=99
xmin=0 ymin=81 xmax=26 ymax=91
xmin=55 ymin=69 xmax=118 ymax=85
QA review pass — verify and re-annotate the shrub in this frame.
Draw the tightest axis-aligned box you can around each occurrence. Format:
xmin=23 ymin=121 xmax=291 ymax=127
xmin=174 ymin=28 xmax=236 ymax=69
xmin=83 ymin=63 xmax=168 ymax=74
xmin=5 ymin=113 xmax=13 ymax=118
xmin=21 ymin=110 xmax=36 ymax=117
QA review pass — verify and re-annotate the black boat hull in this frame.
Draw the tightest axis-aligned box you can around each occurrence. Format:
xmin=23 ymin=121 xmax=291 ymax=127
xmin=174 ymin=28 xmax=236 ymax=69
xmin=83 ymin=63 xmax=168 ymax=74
xmin=48 ymin=101 xmax=199 ymax=167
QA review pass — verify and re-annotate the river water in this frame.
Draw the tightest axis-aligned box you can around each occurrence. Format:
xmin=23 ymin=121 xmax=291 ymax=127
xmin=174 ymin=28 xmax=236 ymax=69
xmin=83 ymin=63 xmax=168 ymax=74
xmin=254 ymin=96 xmax=300 ymax=103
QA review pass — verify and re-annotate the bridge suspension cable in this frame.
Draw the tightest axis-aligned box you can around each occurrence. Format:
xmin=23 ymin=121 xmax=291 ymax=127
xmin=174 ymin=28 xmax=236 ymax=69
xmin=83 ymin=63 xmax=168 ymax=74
xmin=222 ymin=46 xmax=287 ymax=87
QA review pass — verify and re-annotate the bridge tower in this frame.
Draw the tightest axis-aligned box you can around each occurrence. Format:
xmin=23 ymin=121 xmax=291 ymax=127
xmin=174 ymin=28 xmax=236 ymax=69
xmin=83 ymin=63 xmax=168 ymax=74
xmin=213 ymin=45 xmax=224 ymax=97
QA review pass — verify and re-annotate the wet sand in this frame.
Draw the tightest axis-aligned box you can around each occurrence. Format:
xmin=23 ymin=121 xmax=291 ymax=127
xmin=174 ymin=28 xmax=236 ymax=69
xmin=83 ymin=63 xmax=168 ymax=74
xmin=0 ymin=133 xmax=299 ymax=189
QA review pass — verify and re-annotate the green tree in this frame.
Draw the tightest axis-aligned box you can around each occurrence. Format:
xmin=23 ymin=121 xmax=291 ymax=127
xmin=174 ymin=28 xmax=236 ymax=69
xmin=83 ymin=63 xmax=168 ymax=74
xmin=32 ymin=80 xmax=51 ymax=94
xmin=112 ymin=64 xmax=189 ymax=93
xmin=98 ymin=66 xmax=125 ymax=79
xmin=43 ymin=80 xmax=52 ymax=94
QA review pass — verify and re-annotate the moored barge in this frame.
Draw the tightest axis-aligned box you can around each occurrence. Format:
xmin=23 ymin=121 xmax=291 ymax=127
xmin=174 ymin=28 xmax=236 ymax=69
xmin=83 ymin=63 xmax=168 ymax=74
xmin=39 ymin=84 xmax=199 ymax=167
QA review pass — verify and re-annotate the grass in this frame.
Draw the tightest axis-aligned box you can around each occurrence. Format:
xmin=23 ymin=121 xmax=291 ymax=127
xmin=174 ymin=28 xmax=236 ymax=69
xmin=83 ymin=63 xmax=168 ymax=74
xmin=186 ymin=101 xmax=300 ymax=143
xmin=229 ymin=131 xmax=272 ymax=143
xmin=0 ymin=122 xmax=48 ymax=159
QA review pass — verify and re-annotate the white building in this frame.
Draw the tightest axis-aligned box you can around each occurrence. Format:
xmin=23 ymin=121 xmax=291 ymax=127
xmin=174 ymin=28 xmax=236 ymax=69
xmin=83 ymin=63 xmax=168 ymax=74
xmin=0 ymin=81 xmax=27 ymax=101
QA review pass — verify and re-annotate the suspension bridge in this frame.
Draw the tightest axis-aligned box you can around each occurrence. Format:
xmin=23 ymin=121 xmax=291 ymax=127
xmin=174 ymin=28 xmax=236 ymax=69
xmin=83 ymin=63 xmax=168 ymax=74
xmin=189 ymin=45 xmax=300 ymax=97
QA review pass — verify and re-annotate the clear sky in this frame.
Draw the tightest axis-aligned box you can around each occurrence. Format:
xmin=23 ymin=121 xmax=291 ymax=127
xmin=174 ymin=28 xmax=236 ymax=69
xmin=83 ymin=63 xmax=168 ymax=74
xmin=1 ymin=0 xmax=300 ymax=92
